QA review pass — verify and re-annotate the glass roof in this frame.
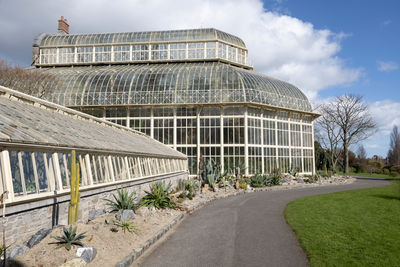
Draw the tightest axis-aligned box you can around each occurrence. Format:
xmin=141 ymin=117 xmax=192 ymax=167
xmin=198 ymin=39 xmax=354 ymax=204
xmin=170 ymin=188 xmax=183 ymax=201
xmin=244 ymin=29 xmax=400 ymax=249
xmin=0 ymin=85 xmax=185 ymax=159
xmin=38 ymin=28 xmax=246 ymax=48
xmin=38 ymin=62 xmax=312 ymax=112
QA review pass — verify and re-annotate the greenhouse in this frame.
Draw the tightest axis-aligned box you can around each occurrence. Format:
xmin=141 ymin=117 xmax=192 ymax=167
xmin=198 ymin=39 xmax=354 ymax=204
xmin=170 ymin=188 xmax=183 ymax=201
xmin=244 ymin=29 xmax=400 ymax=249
xmin=32 ymin=27 xmax=318 ymax=176
xmin=0 ymin=85 xmax=187 ymax=205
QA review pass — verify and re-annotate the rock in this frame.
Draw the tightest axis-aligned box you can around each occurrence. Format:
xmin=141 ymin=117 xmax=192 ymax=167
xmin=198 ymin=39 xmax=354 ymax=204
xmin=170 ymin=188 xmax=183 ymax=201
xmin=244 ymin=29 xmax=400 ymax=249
xmin=115 ymin=209 xmax=135 ymax=221
xmin=60 ymin=258 xmax=87 ymax=267
xmin=26 ymin=228 xmax=52 ymax=248
xmin=76 ymin=247 xmax=97 ymax=263
xmin=149 ymin=207 xmax=156 ymax=213
xmin=296 ymin=178 xmax=304 ymax=183
xmin=88 ymin=209 xmax=106 ymax=221
xmin=200 ymin=194 xmax=205 ymax=198
xmin=8 ymin=245 xmax=29 ymax=259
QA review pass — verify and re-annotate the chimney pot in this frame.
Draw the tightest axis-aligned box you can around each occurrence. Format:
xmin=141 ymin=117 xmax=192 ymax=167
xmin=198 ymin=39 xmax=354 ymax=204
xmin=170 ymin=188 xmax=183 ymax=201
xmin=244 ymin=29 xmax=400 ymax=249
xmin=58 ymin=16 xmax=69 ymax=35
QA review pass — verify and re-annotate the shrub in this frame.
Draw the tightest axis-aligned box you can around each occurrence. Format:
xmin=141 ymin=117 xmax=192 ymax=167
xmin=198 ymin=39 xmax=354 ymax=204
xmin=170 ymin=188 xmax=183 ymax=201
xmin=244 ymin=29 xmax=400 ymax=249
xmin=304 ymin=175 xmax=319 ymax=184
xmin=140 ymin=182 xmax=176 ymax=209
xmin=250 ymin=174 xmax=267 ymax=188
xmin=103 ymin=187 xmax=137 ymax=212
xmin=239 ymin=183 xmax=247 ymax=189
xmin=265 ymin=176 xmax=281 ymax=186
xmin=383 ymin=168 xmax=390 ymax=175
xmin=50 ymin=226 xmax=86 ymax=251
xmin=390 ymin=172 xmax=399 ymax=178
xmin=178 ymin=180 xmax=198 ymax=200
xmin=390 ymin=165 xmax=400 ymax=173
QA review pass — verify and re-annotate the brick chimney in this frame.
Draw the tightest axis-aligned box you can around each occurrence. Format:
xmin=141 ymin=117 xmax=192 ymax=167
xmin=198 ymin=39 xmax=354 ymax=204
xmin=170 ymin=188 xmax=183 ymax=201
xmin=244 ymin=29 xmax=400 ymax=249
xmin=58 ymin=16 xmax=69 ymax=35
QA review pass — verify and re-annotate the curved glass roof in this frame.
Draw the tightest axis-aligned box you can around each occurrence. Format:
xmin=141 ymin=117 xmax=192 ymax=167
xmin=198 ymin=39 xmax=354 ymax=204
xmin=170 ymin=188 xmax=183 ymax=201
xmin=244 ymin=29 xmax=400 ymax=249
xmin=0 ymin=85 xmax=185 ymax=159
xmin=38 ymin=62 xmax=312 ymax=112
xmin=38 ymin=28 xmax=246 ymax=48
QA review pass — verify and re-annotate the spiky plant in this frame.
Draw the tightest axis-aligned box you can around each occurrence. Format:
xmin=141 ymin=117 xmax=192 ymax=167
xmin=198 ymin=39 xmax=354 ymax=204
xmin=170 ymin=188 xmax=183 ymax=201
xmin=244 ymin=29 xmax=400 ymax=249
xmin=103 ymin=187 xmax=137 ymax=212
xmin=140 ymin=181 xmax=176 ymax=209
xmin=50 ymin=226 xmax=86 ymax=251
xmin=113 ymin=219 xmax=139 ymax=234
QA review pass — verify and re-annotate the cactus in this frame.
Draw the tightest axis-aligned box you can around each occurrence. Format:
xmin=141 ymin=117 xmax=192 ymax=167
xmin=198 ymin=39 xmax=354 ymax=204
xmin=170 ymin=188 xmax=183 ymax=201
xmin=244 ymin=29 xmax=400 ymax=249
xmin=68 ymin=150 xmax=80 ymax=224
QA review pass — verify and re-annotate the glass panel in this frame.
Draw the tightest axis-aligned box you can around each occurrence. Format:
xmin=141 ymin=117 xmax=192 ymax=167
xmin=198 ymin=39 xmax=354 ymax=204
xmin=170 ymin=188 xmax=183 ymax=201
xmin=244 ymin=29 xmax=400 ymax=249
xmin=9 ymin=151 xmax=23 ymax=195
xmin=223 ymin=146 xmax=244 ymax=173
xmin=35 ymin=152 xmax=49 ymax=192
xmin=58 ymin=153 xmax=71 ymax=189
xmin=223 ymin=118 xmax=244 ymax=144
xmin=21 ymin=152 xmax=36 ymax=194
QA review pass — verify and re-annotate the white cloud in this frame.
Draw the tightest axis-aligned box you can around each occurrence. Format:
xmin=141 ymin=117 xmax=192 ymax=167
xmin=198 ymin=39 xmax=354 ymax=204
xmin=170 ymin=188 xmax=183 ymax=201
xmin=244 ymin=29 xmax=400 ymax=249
xmin=382 ymin=20 xmax=392 ymax=26
xmin=0 ymin=0 xmax=361 ymax=101
xmin=369 ymin=100 xmax=400 ymax=134
xmin=377 ymin=60 xmax=398 ymax=72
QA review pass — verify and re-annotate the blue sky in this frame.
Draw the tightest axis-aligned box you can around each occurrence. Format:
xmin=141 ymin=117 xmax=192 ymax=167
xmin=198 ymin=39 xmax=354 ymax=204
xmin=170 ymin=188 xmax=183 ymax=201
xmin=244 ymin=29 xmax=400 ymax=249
xmin=264 ymin=0 xmax=400 ymax=156
xmin=0 ymin=0 xmax=399 ymax=157
xmin=273 ymin=0 xmax=400 ymax=102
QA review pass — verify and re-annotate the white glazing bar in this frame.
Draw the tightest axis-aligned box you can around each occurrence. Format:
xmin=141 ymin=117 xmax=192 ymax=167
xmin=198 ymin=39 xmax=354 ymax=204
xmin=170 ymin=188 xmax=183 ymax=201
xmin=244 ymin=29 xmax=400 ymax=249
xmin=92 ymin=46 xmax=95 ymax=64
xmin=260 ymin=116 xmax=265 ymax=174
xmin=196 ymin=107 xmax=201 ymax=176
xmin=137 ymin=158 xmax=143 ymax=177
xmin=244 ymin=106 xmax=249 ymax=176
xmin=150 ymin=108 xmax=154 ymax=138
xmin=300 ymin=120 xmax=305 ymax=173
xmin=147 ymin=158 xmax=152 ymax=176
xmin=173 ymin=108 xmax=177 ymax=150
xmin=56 ymin=48 xmax=59 ymax=64
xmin=17 ymin=152 xmax=27 ymax=195
xmin=108 ymin=156 xmax=115 ymax=182
xmin=288 ymin=115 xmax=292 ymax=172
xmin=124 ymin=157 xmax=131 ymax=180
xmin=220 ymin=108 xmax=224 ymax=173
xmin=52 ymin=153 xmax=64 ymax=192
xmin=85 ymin=154 xmax=94 ymax=186
xmin=1 ymin=151 xmax=14 ymax=202
xmin=149 ymin=44 xmax=152 ymax=60
xmin=111 ymin=45 xmax=114 ymax=62
xmin=31 ymin=152 xmax=40 ymax=193
xmin=274 ymin=112 xmax=279 ymax=169
xmin=311 ymin=121 xmax=316 ymax=175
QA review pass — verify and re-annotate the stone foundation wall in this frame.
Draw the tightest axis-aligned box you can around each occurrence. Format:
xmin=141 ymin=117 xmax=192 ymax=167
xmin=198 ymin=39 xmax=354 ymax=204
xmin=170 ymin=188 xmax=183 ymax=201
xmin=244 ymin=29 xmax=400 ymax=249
xmin=1 ymin=172 xmax=188 ymax=246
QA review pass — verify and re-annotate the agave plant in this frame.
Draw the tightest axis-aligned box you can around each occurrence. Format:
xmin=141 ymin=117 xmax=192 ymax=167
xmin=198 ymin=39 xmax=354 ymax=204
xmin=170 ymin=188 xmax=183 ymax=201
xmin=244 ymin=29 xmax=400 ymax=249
xmin=113 ymin=218 xmax=139 ymax=234
xmin=103 ymin=187 xmax=137 ymax=212
xmin=50 ymin=226 xmax=86 ymax=251
xmin=140 ymin=181 xmax=176 ymax=209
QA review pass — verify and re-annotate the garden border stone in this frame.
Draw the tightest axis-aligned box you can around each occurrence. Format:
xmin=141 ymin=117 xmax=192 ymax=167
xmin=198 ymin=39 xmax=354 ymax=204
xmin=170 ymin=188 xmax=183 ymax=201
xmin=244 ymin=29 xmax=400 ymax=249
xmin=114 ymin=176 xmax=355 ymax=267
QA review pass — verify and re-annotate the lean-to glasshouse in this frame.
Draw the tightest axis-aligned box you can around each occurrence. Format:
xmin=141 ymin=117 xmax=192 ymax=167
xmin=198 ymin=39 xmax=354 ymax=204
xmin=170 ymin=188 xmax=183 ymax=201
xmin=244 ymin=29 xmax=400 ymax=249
xmin=31 ymin=19 xmax=318 ymax=176
xmin=0 ymin=85 xmax=187 ymax=243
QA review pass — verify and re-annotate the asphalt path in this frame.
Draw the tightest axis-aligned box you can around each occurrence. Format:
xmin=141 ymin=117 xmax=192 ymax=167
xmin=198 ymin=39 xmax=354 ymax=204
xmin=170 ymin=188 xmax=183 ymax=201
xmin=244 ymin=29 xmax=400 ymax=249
xmin=136 ymin=178 xmax=389 ymax=267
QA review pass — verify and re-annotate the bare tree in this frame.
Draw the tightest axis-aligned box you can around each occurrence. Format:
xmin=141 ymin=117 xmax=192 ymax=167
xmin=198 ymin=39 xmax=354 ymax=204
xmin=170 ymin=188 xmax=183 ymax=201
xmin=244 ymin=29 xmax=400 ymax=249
xmin=0 ymin=60 xmax=56 ymax=98
xmin=357 ymin=144 xmax=367 ymax=172
xmin=315 ymin=105 xmax=342 ymax=172
xmin=322 ymin=95 xmax=376 ymax=173
xmin=387 ymin=125 xmax=400 ymax=165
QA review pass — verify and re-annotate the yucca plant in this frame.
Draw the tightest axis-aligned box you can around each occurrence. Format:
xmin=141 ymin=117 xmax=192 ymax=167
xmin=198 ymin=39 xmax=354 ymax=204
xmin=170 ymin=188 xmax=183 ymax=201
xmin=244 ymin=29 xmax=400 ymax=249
xmin=103 ymin=187 xmax=137 ymax=212
xmin=140 ymin=181 xmax=176 ymax=209
xmin=113 ymin=218 xmax=139 ymax=234
xmin=50 ymin=226 xmax=86 ymax=251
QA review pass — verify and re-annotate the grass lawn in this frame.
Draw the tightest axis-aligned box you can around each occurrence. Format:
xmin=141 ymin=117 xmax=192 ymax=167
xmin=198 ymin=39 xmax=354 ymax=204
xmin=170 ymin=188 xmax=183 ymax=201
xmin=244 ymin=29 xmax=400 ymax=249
xmin=335 ymin=171 xmax=400 ymax=179
xmin=285 ymin=182 xmax=400 ymax=267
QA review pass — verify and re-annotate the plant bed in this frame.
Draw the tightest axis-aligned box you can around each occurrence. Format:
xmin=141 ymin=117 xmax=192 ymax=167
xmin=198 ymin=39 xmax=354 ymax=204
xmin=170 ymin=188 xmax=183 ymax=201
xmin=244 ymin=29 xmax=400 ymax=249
xmin=13 ymin=176 xmax=355 ymax=266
